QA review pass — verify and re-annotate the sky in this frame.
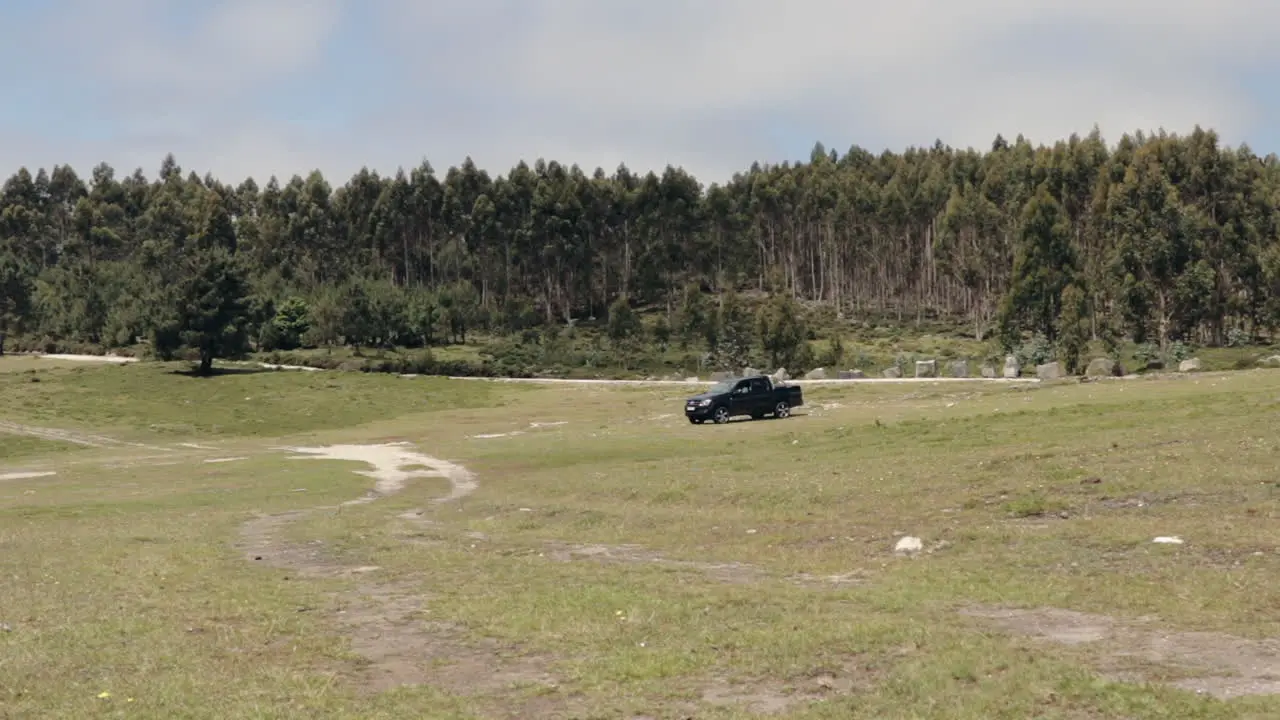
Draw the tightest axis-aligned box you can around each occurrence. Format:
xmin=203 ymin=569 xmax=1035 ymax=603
xmin=2 ymin=0 xmax=1279 ymax=188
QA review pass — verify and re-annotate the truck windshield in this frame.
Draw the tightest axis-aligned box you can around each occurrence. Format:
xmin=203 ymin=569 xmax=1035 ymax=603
xmin=709 ymin=381 xmax=737 ymax=393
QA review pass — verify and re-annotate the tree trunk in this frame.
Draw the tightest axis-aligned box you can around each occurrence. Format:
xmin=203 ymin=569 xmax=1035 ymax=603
xmin=198 ymin=350 xmax=214 ymax=375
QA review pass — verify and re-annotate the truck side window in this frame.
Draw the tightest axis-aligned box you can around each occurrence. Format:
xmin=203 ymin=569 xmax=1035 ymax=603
xmin=750 ymin=379 xmax=767 ymax=393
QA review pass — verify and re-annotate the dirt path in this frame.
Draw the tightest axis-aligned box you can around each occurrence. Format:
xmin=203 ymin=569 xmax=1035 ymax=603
xmin=962 ymin=605 xmax=1280 ymax=699
xmin=236 ymin=443 xmax=578 ymax=716
xmin=236 ymin=441 xmax=870 ymax=716
xmin=0 ymin=420 xmax=144 ymax=448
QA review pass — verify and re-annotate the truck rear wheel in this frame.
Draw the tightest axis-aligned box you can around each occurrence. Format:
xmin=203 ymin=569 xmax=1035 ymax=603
xmin=774 ymin=401 xmax=791 ymax=419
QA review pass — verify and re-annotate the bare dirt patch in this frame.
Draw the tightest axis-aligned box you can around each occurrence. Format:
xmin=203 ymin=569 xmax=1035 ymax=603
xmin=281 ymin=442 xmax=477 ymax=505
xmin=962 ymin=605 xmax=1280 ymax=698
xmin=337 ymin=582 xmax=561 ymax=698
xmin=695 ymin=656 xmax=882 ymax=716
xmin=543 ymin=540 xmax=766 ymax=585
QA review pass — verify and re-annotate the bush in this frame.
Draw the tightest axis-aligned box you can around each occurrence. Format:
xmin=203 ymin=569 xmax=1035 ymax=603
xmin=1166 ymin=340 xmax=1195 ymax=363
xmin=1015 ymin=334 xmax=1054 ymax=367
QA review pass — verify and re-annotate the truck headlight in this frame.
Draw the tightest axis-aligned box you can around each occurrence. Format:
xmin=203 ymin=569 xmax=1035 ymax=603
xmin=698 ymin=399 xmax=711 ymax=407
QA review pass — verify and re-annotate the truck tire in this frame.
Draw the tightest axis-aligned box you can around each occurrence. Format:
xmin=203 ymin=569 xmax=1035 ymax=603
xmin=773 ymin=401 xmax=791 ymax=419
xmin=712 ymin=406 xmax=731 ymax=424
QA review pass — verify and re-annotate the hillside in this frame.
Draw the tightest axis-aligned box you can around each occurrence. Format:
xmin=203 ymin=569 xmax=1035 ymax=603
xmin=2 ymin=126 xmax=1279 ymax=377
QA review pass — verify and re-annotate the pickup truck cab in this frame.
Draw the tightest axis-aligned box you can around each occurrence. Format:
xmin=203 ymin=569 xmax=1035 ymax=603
xmin=684 ymin=374 xmax=804 ymax=424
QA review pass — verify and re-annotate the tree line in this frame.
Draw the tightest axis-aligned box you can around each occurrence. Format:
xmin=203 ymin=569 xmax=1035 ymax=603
xmin=1 ymin=125 xmax=1279 ymax=374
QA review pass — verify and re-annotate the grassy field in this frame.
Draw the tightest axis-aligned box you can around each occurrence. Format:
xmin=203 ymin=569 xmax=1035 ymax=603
xmin=3 ymin=356 xmax=1280 ymax=718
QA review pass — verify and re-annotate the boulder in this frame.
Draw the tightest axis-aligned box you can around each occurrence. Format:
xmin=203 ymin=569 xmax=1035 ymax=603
xmin=1036 ymin=361 xmax=1064 ymax=380
xmin=980 ymin=364 xmax=997 ymax=379
xmin=837 ymin=369 xmax=866 ymax=380
xmin=1002 ymin=355 xmax=1020 ymax=378
xmin=950 ymin=360 xmax=970 ymax=378
xmin=914 ymin=359 xmax=937 ymax=378
xmin=883 ymin=366 xmax=902 ymax=379
xmin=773 ymin=367 xmax=790 ymax=381
xmin=1085 ymin=357 xmax=1121 ymax=378
xmin=1259 ymin=355 xmax=1280 ymax=367
xmin=685 ymin=377 xmax=700 ymax=383
xmin=1178 ymin=357 xmax=1202 ymax=373
xmin=804 ymin=367 xmax=828 ymax=380
xmin=743 ymin=367 xmax=759 ymax=377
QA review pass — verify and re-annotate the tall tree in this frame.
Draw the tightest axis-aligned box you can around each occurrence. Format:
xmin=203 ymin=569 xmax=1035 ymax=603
xmin=997 ymin=185 xmax=1078 ymax=348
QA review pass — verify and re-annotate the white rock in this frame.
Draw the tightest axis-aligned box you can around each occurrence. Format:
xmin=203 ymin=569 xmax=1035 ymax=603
xmin=894 ymin=536 xmax=924 ymax=554
xmin=1152 ymin=536 xmax=1184 ymax=545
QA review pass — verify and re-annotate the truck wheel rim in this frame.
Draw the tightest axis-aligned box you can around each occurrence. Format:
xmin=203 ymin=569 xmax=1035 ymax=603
xmin=776 ymin=402 xmax=789 ymax=417
xmin=715 ymin=408 xmax=728 ymax=422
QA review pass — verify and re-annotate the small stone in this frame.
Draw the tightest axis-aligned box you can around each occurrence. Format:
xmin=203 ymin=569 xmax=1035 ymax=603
xmin=894 ymin=536 xmax=924 ymax=554
xmin=0 ymin=623 xmax=11 ymax=632
xmin=1178 ymin=358 xmax=1202 ymax=373
xmin=1152 ymin=536 xmax=1184 ymax=545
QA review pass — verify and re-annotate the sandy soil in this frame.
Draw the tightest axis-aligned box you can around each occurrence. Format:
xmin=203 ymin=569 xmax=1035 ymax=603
xmin=281 ymin=442 xmax=477 ymax=505
xmin=0 ymin=471 xmax=56 ymax=481
xmin=34 ymin=353 xmax=138 ymax=364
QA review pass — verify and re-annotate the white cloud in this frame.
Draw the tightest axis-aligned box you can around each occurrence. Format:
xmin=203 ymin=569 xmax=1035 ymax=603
xmin=2 ymin=0 xmax=1278 ymax=187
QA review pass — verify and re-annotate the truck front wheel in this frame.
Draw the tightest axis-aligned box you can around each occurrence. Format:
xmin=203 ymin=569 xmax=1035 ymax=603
xmin=773 ymin=401 xmax=791 ymax=419
xmin=712 ymin=406 xmax=731 ymax=424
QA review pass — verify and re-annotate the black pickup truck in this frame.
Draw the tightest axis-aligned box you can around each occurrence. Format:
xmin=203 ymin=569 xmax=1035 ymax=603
xmin=684 ymin=374 xmax=804 ymax=424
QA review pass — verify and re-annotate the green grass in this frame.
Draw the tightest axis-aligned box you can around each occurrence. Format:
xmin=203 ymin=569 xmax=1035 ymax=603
xmin=0 ymin=362 xmax=512 ymax=441
xmin=0 ymin=434 xmax=83 ymax=462
xmin=3 ymin=364 xmax=1280 ymax=717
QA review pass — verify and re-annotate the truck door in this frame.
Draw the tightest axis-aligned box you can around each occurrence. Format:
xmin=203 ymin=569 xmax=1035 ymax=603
xmin=728 ymin=379 xmax=753 ymax=413
xmin=748 ymin=377 xmax=770 ymax=412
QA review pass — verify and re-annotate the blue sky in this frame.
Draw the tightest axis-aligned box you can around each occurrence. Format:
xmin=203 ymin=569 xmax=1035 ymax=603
xmin=2 ymin=0 xmax=1278 ymax=187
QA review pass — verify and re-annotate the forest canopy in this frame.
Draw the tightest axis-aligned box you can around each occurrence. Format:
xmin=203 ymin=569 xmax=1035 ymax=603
xmin=2 ymin=125 xmax=1279 ymax=374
